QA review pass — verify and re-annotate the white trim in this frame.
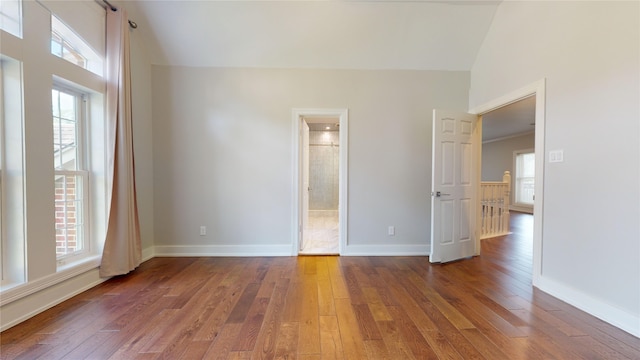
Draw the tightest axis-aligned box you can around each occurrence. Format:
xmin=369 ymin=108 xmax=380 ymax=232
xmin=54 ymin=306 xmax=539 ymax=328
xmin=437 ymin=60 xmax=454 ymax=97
xmin=0 ymin=267 xmax=106 ymax=332
xmin=153 ymin=244 xmax=294 ymax=257
xmin=342 ymin=244 xmax=429 ymax=256
xmin=0 ymin=255 xmax=101 ymax=306
xmin=142 ymin=246 xmax=155 ymax=262
xmin=469 ymin=78 xmax=545 ymax=287
xmin=292 ymin=108 xmax=348 ymax=256
xmin=537 ymin=276 xmax=640 ymax=338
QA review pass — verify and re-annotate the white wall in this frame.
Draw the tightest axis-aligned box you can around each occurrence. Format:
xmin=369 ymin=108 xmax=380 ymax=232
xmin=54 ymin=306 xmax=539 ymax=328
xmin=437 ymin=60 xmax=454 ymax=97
xmin=482 ymin=133 xmax=535 ymax=182
xmin=151 ymin=67 xmax=469 ymax=255
xmin=130 ymin=26 xmax=155 ymax=255
xmin=470 ymin=1 xmax=639 ymax=336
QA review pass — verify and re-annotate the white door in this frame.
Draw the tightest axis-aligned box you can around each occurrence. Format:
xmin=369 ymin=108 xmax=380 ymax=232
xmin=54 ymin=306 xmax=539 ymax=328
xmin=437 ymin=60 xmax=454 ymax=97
xmin=300 ymin=120 xmax=310 ymax=251
xmin=430 ymin=110 xmax=480 ymax=263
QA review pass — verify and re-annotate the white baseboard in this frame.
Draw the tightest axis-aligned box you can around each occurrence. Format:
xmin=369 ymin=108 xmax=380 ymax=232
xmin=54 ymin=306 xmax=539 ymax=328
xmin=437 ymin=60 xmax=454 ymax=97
xmin=4 ymin=245 xmax=637 ymax=340
xmin=153 ymin=244 xmax=294 ymax=257
xmin=536 ymin=276 xmax=640 ymax=338
xmin=153 ymin=244 xmax=430 ymax=257
xmin=341 ymin=244 xmax=430 ymax=256
xmin=142 ymin=246 xmax=155 ymax=261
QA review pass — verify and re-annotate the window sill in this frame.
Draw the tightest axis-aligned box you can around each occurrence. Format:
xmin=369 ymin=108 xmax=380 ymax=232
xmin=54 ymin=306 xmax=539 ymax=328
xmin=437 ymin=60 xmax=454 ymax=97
xmin=0 ymin=255 xmax=102 ymax=307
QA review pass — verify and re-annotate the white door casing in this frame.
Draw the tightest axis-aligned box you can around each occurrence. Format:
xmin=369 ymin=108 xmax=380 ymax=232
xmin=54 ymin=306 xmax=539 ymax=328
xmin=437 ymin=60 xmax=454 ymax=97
xmin=468 ymin=78 xmax=545 ymax=286
xmin=430 ymin=110 xmax=481 ymax=263
xmin=292 ymin=108 xmax=348 ymax=255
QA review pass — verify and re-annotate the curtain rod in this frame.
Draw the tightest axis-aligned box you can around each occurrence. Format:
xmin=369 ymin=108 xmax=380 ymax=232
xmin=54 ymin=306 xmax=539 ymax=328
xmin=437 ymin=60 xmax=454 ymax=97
xmin=98 ymin=0 xmax=138 ymax=29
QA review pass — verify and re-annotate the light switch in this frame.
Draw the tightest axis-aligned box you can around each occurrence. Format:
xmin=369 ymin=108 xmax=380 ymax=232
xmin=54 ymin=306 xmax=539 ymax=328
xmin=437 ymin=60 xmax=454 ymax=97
xmin=549 ymin=150 xmax=564 ymax=163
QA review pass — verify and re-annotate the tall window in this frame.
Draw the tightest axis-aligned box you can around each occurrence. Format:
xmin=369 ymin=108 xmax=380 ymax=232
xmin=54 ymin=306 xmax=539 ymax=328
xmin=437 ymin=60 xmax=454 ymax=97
xmin=1 ymin=54 xmax=25 ymax=286
xmin=52 ymin=87 xmax=88 ymax=258
xmin=515 ymin=151 xmax=535 ymax=206
xmin=0 ymin=62 xmax=4 ymax=280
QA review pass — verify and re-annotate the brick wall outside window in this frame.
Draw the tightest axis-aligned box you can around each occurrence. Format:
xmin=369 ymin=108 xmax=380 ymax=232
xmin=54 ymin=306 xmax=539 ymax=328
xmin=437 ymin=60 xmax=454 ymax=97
xmin=54 ymin=174 xmax=81 ymax=255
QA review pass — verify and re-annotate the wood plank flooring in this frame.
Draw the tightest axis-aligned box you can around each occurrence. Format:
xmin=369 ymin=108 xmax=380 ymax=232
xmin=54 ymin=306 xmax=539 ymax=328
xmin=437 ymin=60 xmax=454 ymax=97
xmin=2 ymin=212 xmax=639 ymax=359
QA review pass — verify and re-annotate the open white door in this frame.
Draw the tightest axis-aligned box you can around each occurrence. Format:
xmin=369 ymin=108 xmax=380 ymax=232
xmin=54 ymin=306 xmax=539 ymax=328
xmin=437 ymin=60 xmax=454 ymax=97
xmin=430 ymin=110 xmax=481 ymax=263
xmin=300 ymin=120 xmax=310 ymax=251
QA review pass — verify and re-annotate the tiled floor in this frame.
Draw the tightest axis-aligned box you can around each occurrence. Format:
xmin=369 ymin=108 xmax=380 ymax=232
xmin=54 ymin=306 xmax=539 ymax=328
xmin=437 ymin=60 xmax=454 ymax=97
xmin=300 ymin=211 xmax=339 ymax=254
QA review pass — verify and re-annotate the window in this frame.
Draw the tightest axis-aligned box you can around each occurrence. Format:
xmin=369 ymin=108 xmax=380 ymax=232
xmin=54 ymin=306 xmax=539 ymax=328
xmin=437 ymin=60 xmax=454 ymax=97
xmin=0 ymin=0 xmax=22 ymax=38
xmin=52 ymin=87 xmax=89 ymax=259
xmin=0 ymin=61 xmax=4 ymax=281
xmin=51 ymin=15 xmax=103 ymax=76
xmin=51 ymin=29 xmax=87 ymax=69
xmin=0 ymin=54 xmax=25 ymax=287
xmin=515 ymin=151 xmax=535 ymax=206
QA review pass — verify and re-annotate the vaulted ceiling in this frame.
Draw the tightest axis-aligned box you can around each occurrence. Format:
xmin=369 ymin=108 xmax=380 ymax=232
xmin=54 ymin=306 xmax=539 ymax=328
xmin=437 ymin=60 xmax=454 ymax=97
xmin=123 ymin=0 xmax=501 ymax=70
xmin=123 ymin=0 xmax=533 ymax=140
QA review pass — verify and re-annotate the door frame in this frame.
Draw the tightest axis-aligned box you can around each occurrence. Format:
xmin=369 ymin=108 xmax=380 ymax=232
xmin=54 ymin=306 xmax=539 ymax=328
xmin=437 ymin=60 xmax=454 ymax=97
xmin=292 ymin=108 xmax=348 ymax=255
xmin=468 ymin=79 xmax=545 ymax=287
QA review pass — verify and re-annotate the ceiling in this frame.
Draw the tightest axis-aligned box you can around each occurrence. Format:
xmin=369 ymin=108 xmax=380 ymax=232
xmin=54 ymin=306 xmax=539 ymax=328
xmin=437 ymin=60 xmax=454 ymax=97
xmin=121 ymin=1 xmax=532 ymax=140
xmin=122 ymin=0 xmax=501 ymax=70
xmin=303 ymin=116 xmax=340 ymax=131
xmin=482 ymin=96 xmax=536 ymax=142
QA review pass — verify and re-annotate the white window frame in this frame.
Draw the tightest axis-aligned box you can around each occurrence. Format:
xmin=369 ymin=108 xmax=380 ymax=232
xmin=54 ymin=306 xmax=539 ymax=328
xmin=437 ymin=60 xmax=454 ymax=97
xmin=52 ymin=85 xmax=91 ymax=262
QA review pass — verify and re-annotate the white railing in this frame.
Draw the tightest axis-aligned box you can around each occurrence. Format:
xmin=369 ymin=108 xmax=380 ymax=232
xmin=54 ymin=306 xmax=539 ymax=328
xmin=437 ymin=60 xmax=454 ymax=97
xmin=481 ymin=171 xmax=511 ymax=239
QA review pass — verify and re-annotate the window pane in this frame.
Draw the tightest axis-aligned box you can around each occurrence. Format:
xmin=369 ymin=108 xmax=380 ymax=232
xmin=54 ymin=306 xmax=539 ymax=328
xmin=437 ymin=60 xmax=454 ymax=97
xmin=58 ymin=91 xmax=76 ymax=121
xmin=0 ymin=0 xmax=22 ymax=38
xmin=522 ymin=153 xmax=535 ymax=177
xmin=516 ymin=178 xmax=535 ymax=204
xmin=51 ymin=89 xmax=60 ymax=118
xmin=51 ymin=35 xmax=63 ymax=57
xmin=52 ymin=89 xmax=79 ymax=170
xmin=515 ymin=152 xmax=535 ymax=205
xmin=54 ymin=174 xmax=84 ymax=256
xmin=51 ymin=15 xmax=102 ymax=76
xmin=1 ymin=55 xmax=26 ymax=285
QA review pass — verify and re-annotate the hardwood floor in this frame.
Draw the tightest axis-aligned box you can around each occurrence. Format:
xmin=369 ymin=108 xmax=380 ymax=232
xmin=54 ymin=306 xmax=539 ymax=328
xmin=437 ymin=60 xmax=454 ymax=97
xmin=2 ymin=212 xmax=639 ymax=359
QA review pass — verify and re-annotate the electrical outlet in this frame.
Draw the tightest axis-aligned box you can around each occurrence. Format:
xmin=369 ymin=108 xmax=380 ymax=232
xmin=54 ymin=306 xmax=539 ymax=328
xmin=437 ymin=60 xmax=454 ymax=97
xmin=200 ymin=226 xmax=206 ymax=236
xmin=388 ymin=226 xmax=395 ymax=236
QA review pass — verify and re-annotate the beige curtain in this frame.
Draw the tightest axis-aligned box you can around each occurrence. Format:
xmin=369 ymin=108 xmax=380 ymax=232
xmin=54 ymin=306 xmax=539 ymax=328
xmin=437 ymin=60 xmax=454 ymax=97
xmin=100 ymin=7 xmax=141 ymax=277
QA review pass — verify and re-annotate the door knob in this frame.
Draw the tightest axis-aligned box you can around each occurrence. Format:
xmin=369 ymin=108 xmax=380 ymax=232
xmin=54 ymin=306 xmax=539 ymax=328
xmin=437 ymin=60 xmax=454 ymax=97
xmin=431 ymin=191 xmax=450 ymax=197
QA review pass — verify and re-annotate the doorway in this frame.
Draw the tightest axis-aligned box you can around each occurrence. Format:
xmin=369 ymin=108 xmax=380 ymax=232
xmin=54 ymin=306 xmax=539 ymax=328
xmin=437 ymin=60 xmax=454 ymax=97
xmin=470 ymin=79 xmax=545 ymax=286
xmin=292 ymin=109 xmax=348 ymax=255
xmin=480 ymin=95 xmax=536 ymax=213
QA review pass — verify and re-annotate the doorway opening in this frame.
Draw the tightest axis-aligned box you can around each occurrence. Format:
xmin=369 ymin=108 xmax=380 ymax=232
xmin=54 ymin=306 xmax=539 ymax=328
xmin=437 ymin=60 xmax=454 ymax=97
xmin=480 ymin=96 xmax=536 ymax=256
xmin=292 ymin=109 xmax=348 ymax=255
xmin=470 ymin=79 xmax=545 ymax=286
